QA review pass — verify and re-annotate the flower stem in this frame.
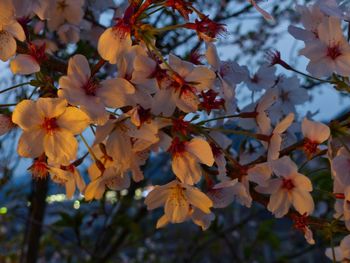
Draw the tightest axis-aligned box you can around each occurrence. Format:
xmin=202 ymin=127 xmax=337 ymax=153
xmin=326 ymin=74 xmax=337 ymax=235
xmin=79 ymin=134 xmax=99 ymax=162
xmin=203 ymin=127 xmax=260 ymax=139
xmin=288 ymin=67 xmax=331 ymax=83
xmin=0 ymin=103 xmax=18 ymax=107
xmin=0 ymin=82 xmax=31 ymax=94
xmin=153 ymin=24 xmax=186 ymax=32
xmin=196 ymin=114 xmax=241 ymax=125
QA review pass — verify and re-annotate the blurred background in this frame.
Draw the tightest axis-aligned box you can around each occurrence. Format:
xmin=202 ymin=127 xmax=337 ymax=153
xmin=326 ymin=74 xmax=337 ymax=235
xmin=0 ymin=0 xmax=348 ymax=262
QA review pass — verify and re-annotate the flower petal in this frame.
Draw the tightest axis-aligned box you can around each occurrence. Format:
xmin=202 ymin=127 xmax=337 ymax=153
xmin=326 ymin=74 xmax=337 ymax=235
xmin=185 ymin=186 xmax=213 ymax=214
xmin=36 ymin=98 xmax=67 ymax=119
xmin=186 ymin=137 xmax=214 ymax=166
xmin=172 ymin=154 xmax=201 ymax=185
xmin=293 ymin=174 xmax=313 ymax=192
xmin=97 ymin=27 xmax=132 ymax=64
xmin=0 ymin=31 xmax=16 ymax=61
xmin=274 ymin=113 xmax=294 ymax=134
xmin=12 ymin=100 xmax=42 ymax=130
xmin=10 ymin=54 xmax=40 ymax=75
xmin=17 ymin=129 xmax=45 ymax=158
xmin=291 ymin=189 xmax=314 ymax=215
xmin=164 ymin=192 xmax=189 ymax=223
xmin=144 ymin=186 xmax=170 ymax=210
xmin=44 ymin=129 xmax=77 ymax=165
xmin=84 ymin=178 xmax=105 ymax=201
xmin=97 ymin=78 xmax=135 ymax=108
xmin=267 ymin=189 xmax=290 ymax=217
xmin=56 ymin=107 xmax=90 ymax=135
xmin=156 ymin=214 xmax=169 ymax=229
xmin=302 ymin=117 xmax=330 ymax=143
xmin=185 ymin=66 xmax=216 ymax=91
xmin=4 ymin=21 xmax=26 ymax=41
xmin=67 ymin=54 xmax=91 ymax=85
xmin=271 ymin=156 xmax=298 ymax=177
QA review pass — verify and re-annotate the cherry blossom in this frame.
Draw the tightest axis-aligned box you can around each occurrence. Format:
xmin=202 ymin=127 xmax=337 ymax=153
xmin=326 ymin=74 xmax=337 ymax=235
xmin=206 ymin=42 xmax=248 ymax=114
xmin=0 ymin=114 xmax=15 ymax=135
xmin=144 ymin=180 xmax=213 ymax=225
xmin=325 ymin=235 xmax=350 ymax=262
xmin=49 ymin=164 xmax=86 ymax=199
xmin=45 ymin=0 xmax=85 ymax=31
xmin=168 ymin=137 xmax=214 ymax=185
xmin=209 ymin=179 xmax=252 ymax=208
xmin=12 ymin=98 xmax=90 ymax=165
xmin=85 ymin=144 xmax=131 ymax=201
xmin=302 ymin=117 xmax=330 ymax=157
xmin=288 ymin=4 xmax=325 ymax=42
xmin=238 ymin=88 xmax=278 ymax=134
xmin=0 ymin=0 xmax=26 ymax=61
xmin=10 ymin=42 xmax=47 ymax=75
xmin=97 ymin=4 xmax=133 ymax=64
xmin=245 ymin=65 xmax=276 ymax=92
xmin=300 ymin=16 xmax=350 ymax=77
xmin=152 ymin=54 xmax=216 ymax=116
xmin=2 ymin=0 xmax=350 ymax=255
xmin=256 ymin=156 xmax=314 ymax=218
xmin=58 ymin=54 xmax=135 ymax=125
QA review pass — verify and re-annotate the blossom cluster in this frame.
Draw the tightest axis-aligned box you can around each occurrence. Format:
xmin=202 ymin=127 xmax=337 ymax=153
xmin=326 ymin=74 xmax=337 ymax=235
xmin=0 ymin=0 xmax=350 ymax=260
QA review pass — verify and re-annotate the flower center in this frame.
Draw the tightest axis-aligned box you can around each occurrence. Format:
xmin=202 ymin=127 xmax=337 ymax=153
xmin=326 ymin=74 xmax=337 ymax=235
xmin=280 ymin=90 xmax=290 ymax=102
xmin=137 ymin=106 xmax=152 ymax=125
xmin=172 ymin=117 xmax=190 ymax=136
xmin=200 ymin=90 xmax=225 ymax=114
xmin=291 ymin=213 xmax=309 ymax=233
xmin=169 ymin=184 xmax=187 ymax=203
xmin=168 ymin=137 xmax=186 ymax=156
xmin=282 ymin=178 xmax=295 ymax=190
xmin=185 ymin=16 xmax=226 ymax=39
xmin=83 ymin=78 xmax=99 ymax=96
xmin=172 ymin=74 xmax=196 ymax=96
xmin=28 ymin=43 xmax=47 ymax=63
xmin=251 ymin=74 xmax=259 ymax=83
xmin=29 ymin=160 xmax=49 ymax=179
xmin=57 ymin=0 xmax=68 ymax=11
xmin=327 ymin=45 xmax=342 ymax=60
xmin=42 ymin=117 xmax=59 ymax=134
xmin=304 ymin=138 xmax=318 ymax=155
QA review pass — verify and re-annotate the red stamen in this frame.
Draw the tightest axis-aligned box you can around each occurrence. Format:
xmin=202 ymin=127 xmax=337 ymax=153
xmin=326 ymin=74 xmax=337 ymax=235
xmin=137 ymin=106 xmax=152 ymax=125
xmin=184 ymin=16 xmax=226 ymax=39
xmin=282 ymin=178 xmax=295 ymax=190
xmin=172 ymin=117 xmax=191 ymax=136
xmin=291 ymin=213 xmax=309 ymax=233
xmin=199 ymin=90 xmax=225 ymax=114
xmin=266 ymin=50 xmax=292 ymax=70
xmin=168 ymin=137 xmax=187 ymax=155
xmin=112 ymin=4 xmax=135 ymax=39
xmin=42 ymin=117 xmax=59 ymax=134
xmin=327 ymin=45 xmax=342 ymax=60
xmin=29 ymin=160 xmax=49 ymax=179
xmin=303 ymin=138 xmax=319 ymax=156
xmin=188 ymin=49 xmax=204 ymax=65
xmin=165 ymin=0 xmax=193 ymax=20
xmin=82 ymin=78 xmax=99 ymax=96
xmin=28 ymin=43 xmax=47 ymax=64
xmin=172 ymin=73 xmax=196 ymax=95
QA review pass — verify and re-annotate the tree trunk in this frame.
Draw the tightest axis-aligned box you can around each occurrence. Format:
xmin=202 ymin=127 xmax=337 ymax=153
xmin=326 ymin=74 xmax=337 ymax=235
xmin=21 ymin=177 xmax=49 ymax=263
